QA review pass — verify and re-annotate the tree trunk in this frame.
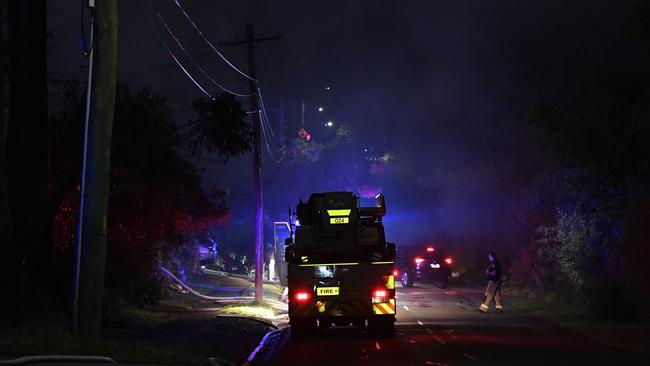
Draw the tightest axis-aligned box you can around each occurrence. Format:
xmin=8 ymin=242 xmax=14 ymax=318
xmin=0 ymin=0 xmax=13 ymax=314
xmin=6 ymin=0 xmax=49 ymax=305
xmin=76 ymin=0 xmax=118 ymax=339
xmin=0 ymin=0 xmax=10 ymax=237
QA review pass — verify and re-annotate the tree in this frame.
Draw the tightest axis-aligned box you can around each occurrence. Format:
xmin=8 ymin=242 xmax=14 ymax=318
xmin=524 ymin=72 xmax=650 ymax=319
xmin=51 ymin=83 xmax=230 ymax=310
xmin=0 ymin=0 xmax=10 ymax=250
xmin=4 ymin=0 xmax=49 ymax=317
xmin=186 ymin=94 xmax=252 ymax=162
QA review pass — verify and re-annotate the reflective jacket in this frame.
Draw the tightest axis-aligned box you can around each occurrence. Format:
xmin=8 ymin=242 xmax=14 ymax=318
xmin=486 ymin=260 xmax=501 ymax=282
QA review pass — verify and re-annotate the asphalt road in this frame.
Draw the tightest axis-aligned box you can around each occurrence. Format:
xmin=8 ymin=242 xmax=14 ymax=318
xmin=271 ymin=283 xmax=648 ymax=366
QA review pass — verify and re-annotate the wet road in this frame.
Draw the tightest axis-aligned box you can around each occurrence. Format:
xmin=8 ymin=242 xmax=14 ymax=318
xmin=271 ymin=283 xmax=648 ymax=366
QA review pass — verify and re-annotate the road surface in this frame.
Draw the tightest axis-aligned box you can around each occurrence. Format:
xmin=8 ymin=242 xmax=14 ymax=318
xmin=271 ymin=283 xmax=648 ymax=365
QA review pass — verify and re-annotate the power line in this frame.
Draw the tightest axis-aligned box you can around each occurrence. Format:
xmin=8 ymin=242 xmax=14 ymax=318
xmin=260 ymin=102 xmax=281 ymax=148
xmin=145 ymin=12 xmax=212 ymax=98
xmin=172 ymin=0 xmax=255 ymax=81
xmin=147 ymin=1 xmax=254 ymax=97
xmin=259 ymin=110 xmax=283 ymax=163
xmin=257 ymin=87 xmax=279 ymax=140
xmin=258 ymin=91 xmax=285 ymax=164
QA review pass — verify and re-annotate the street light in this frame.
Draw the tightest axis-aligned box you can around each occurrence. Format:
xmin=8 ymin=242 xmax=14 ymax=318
xmin=325 ymin=121 xmax=334 ymax=127
xmin=318 ymin=106 xmax=324 ymax=112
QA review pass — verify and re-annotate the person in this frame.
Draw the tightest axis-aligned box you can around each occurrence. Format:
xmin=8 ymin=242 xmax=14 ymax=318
xmin=478 ymin=251 xmax=503 ymax=314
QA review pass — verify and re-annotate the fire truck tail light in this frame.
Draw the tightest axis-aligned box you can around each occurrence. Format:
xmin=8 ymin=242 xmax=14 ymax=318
xmin=444 ymin=257 xmax=453 ymax=265
xmin=414 ymin=257 xmax=425 ymax=264
xmin=294 ymin=291 xmax=311 ymax=301
xmin=392 ymin=269 xmax=399 ymax=277
xmin=373 ymin=289 xmax=387 ymax=298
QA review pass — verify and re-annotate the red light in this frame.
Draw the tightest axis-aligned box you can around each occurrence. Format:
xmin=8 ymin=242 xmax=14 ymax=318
xmin=373 ymin=289 xmax=387 ymax=298
xmin=444 ymin=257 xmax=453 ymax=265
xmin=294 ymin=291 xmax=310 ymax=301
xmin=426 ymin=247 xmax=435 ymax=252
xmin=415 ymin=257 xmax=425 ymax=264
xmin=392 ymin=269 xmax=399 ymax=277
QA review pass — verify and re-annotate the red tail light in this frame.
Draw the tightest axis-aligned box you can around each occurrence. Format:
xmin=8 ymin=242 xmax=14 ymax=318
xmin=414 ymin=257 xmax=425 ymax=264
xmin=392 ymin=269 xmax=399 ymax=277
xmin=373 ymin=289 xmax=387 ymax=298
xmin=444 ymin=257 xmax=453 ymax=265
xmin=294 ymin=291 xmax=311 ymax=301
xmin=426 ymin=247 xmax=435 ymax=252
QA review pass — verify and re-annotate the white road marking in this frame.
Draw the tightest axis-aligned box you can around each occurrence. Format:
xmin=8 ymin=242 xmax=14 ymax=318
xmin=433 ymin=335 xmax=447 ymax=345
xmin=403 ymin=305 xmax=410 ymax=311
xmin=463 ymin=353 xmax=478 ymax=360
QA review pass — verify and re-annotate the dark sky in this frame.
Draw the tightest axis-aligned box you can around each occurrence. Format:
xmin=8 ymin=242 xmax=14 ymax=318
xmin=49 ymin=0 xmax=644 ymax=255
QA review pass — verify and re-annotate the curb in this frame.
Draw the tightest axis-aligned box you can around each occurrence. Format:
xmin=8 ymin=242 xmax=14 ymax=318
xmin=241 ymin=326 xmax=288 ymax=366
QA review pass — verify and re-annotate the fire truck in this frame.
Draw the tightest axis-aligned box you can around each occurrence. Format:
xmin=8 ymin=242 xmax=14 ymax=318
xmin=284 ymin=192 xmax=397 ymax=337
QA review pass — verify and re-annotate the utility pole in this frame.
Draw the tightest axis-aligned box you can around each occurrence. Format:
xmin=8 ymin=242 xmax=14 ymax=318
xmin=221 ymin=24 xmax=281 ymax=302
xmin=74 ymin=0 xmax=118 ymax=338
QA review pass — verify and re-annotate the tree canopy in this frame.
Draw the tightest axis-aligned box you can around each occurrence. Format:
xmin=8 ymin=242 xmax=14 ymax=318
xmin=50 ymin=84 xmax=248 ymax=306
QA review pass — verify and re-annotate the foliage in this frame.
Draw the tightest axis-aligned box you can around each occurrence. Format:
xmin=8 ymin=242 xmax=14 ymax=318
xmin=276 ymin=125 xmax=360 ymax=191
xmin=537 ymin=210 xmax=595 ymax=293
xmin=517 ymin=72 xmax=650 ymax=319
xmin=626 ymin=0 xmax=650 ymax=54
xmin=187 ymin=94 xmax=252 ymax=163
xmin=283 ymin=125 xmax=352 ymax=164
xmin=49 ymin=83 xmax=233 ymax=307
xmin=519 ymin=0 xmax=650 ymax=311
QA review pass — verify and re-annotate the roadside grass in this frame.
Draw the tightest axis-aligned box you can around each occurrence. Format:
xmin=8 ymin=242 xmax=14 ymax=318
xmin=159 ymin=286 xmax=204 ymax=309
xmin=262 ymin=283 xmax=282 ymax=293
xmin=222 ymin=301 xmax=276 ymax=319
xmin=505 ymin=287 xmax=650 ymax=354
xmin=0 ymin=305 xmax=271 ymax=365
xmin=0 ymin=319 xmax=200 ymax=364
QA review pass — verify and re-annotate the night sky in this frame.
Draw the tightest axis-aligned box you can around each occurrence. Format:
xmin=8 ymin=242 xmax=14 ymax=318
xmin=49 ymin=0 xmax=645 ymax=257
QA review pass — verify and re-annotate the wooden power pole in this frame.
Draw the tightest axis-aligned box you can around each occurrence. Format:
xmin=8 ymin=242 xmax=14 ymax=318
xmin=221 ymin=24 xmax=281 ymax=302
xmin=74 ymin=0 xmax=118 ymax=338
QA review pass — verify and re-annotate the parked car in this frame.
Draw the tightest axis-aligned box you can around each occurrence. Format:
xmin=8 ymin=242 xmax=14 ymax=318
xmin=396 ymin=246 xmax=453 ymax=288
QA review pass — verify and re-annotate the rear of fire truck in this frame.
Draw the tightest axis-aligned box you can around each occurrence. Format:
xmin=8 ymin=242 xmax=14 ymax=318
xmin=284 ymin=192 xmax=397 ymax=338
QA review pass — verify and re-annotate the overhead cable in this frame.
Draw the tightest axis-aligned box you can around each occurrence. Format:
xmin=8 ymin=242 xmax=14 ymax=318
xmin=149 ymin=2 xmax=254 ymax=97
xmin=145 ymin=15 xmax=212 ymax=98
xmin=257 ymin=87 xmax=280 ymax=141
xmin=173 ymin=0 xmax=256 ymax=82
xmin=259 ymin=111 xmax=284 ymax=164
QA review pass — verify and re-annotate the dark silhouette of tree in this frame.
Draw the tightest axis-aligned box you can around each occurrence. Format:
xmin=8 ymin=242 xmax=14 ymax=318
xmin=187 ymin=95 xmax=252 ymax=163
xmin=627 ymin=0 xmax=650 ymax=54
xmin=50 ymin=83 xmax=237 ymax=311
xmin=523 ymin=73 xmax=650 ymax=320
xmin=3 ymin=0 xmax=49 ymax=319
xmin=0 ymin=0 xmax=10 ymax=246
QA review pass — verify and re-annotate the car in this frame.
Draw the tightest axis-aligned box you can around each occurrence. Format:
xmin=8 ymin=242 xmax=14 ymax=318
xmin=396 ymin=246 xmax=453 ymax=288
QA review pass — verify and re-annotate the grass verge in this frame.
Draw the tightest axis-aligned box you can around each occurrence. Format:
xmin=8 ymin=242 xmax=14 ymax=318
xmin=0 ymin=306 xmax=270 ymax=365
xmin=505 ymin=287 xmax=650 ymax=354
xmin=222 ymin=301 xmax=276 ymax=319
